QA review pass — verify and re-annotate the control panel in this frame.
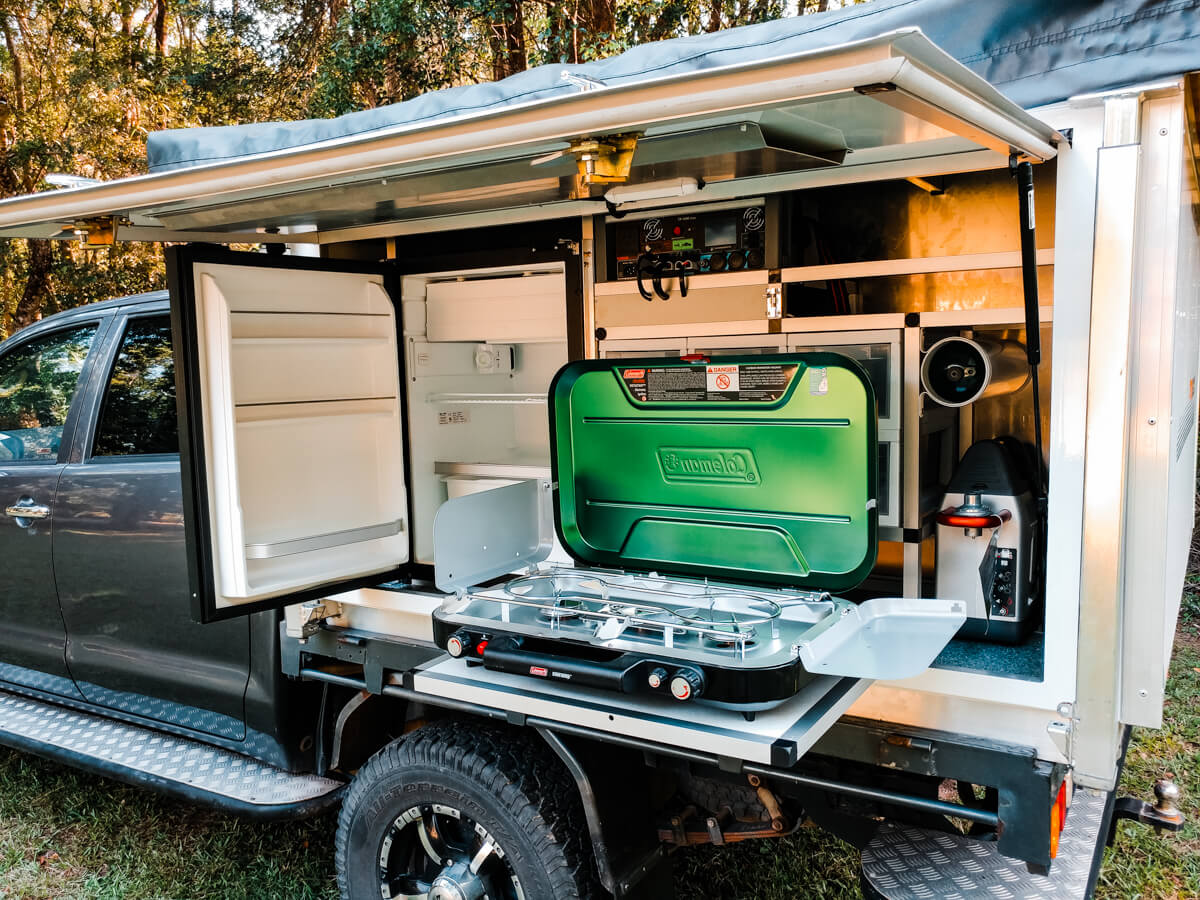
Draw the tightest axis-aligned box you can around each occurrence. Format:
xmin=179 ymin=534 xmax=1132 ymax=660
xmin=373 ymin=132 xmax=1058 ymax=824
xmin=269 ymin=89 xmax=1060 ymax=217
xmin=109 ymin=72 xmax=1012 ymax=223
xmin=609 ymin=205 xmax=768 ymax=281
xmin=989 ymin=547 xmax=1018 ymax=619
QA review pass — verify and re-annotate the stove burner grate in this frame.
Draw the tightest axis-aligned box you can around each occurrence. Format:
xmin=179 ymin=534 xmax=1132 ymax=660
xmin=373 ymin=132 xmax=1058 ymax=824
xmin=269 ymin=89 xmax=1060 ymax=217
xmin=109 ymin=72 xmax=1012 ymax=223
xmin=494 ymin=570 xmax=828 ymax=653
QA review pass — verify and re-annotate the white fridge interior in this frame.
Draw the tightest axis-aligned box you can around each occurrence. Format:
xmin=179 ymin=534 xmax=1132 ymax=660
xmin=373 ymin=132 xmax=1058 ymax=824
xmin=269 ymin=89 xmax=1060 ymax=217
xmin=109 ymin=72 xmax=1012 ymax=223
xmin=401 ymin=264 xmax=570 ymax=566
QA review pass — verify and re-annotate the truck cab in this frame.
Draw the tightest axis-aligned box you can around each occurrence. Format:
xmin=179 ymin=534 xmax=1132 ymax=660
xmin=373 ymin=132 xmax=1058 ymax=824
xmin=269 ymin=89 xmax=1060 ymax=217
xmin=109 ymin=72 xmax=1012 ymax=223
xmin=0 ymin=294 xmax=323 ymax=778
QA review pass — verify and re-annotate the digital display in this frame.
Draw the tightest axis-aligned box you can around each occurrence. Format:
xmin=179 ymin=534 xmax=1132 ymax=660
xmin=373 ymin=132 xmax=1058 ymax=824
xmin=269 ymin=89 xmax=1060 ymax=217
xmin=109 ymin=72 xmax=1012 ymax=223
xmin=705 ymin=217 xmax=737 ymax=248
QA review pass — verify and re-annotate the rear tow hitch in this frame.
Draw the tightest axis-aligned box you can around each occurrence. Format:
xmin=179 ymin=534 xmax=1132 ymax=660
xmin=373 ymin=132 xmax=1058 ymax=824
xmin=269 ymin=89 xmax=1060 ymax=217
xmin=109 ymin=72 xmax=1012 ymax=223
xmin=1110 ymin=778 xmax=1185 ymax=838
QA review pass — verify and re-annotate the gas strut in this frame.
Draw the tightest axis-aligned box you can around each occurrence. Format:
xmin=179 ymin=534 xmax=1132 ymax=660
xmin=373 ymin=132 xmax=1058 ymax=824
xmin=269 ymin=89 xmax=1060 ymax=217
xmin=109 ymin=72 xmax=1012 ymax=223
xmin=1011 ymin=155 xmax=1046 ymax=510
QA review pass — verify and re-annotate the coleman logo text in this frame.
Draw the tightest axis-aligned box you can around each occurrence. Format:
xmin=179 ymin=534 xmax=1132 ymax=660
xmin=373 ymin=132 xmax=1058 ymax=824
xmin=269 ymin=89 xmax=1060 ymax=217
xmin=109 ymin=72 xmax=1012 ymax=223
xmin=657 ymin=448 xmax=760 ymax=484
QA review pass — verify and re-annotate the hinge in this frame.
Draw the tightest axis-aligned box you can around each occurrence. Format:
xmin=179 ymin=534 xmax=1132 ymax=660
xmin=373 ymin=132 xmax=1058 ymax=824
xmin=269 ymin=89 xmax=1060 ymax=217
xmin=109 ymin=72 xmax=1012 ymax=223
xmin=71 ymin=215 xmax=128 ymax=247
xmin=565 ymin=133 xmax=641 ymax=185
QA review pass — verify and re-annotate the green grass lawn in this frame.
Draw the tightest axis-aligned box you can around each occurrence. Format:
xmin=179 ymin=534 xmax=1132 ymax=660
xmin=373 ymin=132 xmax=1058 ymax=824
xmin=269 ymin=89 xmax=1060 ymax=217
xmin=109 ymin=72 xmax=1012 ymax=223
xmin=2 ymin=592 xmax=1198 ymax=899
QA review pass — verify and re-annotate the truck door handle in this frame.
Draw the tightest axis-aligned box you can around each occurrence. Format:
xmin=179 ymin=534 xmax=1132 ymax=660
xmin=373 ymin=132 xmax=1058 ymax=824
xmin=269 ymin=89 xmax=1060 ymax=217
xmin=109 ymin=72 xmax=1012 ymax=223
xmin=6 ymin=501 xmax=50 ymax=521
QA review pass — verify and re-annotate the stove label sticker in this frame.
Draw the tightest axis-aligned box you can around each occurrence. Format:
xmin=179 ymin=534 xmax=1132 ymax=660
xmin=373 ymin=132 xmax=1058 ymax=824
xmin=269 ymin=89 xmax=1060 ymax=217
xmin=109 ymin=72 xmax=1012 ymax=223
xmin=808 ymin=366 xmax=829 ymax=396
xmin=658 ymin=447 xmax=760 ymax=485
xmin=529 ymin=666 xmax=548 ymax=677
xmin=706 ymin=364 xmax=739 ymax=393
xmin=620 ymin=364 xmax=798 ymax=403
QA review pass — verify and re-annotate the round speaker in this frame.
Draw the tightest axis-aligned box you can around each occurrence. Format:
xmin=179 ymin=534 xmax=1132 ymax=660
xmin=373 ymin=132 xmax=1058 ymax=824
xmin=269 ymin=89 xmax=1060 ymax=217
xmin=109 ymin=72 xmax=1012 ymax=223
xmin=921 ymin=336 xmax=1030 ymax=408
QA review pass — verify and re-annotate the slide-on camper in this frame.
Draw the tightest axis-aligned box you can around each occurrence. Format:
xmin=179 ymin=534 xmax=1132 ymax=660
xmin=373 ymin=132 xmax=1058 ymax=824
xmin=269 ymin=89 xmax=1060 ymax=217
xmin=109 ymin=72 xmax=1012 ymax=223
xmin=0 ymin=1 xmax=1197 ymax=897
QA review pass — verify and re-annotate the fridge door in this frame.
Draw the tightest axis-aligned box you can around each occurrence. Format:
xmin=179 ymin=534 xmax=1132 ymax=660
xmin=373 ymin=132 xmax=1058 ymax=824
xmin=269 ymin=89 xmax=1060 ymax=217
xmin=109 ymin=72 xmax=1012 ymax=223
xmin=168 ymin=246 xmax=410 ymax=622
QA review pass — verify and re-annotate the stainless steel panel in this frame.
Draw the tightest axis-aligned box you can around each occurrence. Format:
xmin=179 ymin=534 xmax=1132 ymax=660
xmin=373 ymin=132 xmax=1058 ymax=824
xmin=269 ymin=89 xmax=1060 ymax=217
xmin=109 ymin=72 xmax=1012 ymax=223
xmin=411 ymin=656 xmax=870 ymax=766
xmin=1073 ymin=97 xmax=1143 ymax=790
xmin=433 ymin=478 xmax=554 ymax=593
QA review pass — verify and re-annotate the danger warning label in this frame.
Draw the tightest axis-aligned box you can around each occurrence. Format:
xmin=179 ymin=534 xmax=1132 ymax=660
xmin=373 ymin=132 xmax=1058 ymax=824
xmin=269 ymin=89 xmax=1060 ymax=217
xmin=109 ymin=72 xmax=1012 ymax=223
xmin=706 ymin=364 xmax=738 ymax=393
xmin=621 ymin=363 xmax=798 ymax=403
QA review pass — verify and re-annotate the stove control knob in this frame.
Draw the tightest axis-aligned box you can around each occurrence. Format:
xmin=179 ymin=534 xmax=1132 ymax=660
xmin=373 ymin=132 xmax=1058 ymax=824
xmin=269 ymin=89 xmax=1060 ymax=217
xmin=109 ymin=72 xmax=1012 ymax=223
xmin=446 ymin=630 xmax=472 ymax=658
xmin=647 ymin=667 xmax=669 ymax=690
xmin=670 ymin=667 xmax=705 ymax=701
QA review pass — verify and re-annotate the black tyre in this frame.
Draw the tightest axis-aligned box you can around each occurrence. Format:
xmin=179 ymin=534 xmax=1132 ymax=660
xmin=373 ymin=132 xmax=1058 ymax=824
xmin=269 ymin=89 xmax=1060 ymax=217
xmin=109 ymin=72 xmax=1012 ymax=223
xmin=336 ymin=719 xmax=599 ymax=900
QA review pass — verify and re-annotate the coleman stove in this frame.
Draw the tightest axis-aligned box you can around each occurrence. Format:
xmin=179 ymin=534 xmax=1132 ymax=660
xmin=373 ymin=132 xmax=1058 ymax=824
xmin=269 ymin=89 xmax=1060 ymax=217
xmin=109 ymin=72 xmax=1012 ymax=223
xmin=431 ymin=355 xmax=965 ymax=709
xmin=935 ymin=439 xmax=1039 ymax=644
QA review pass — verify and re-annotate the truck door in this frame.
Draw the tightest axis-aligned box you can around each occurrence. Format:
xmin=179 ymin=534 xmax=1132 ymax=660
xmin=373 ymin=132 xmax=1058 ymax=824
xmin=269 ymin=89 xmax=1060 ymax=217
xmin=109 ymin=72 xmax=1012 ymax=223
xmin=0 ymin=317 xmax=106 ymax=698
xmin=55 ymin=309 xmax=251 ymax=738
xmin=167 ymin=246 xmax=410 ymax=623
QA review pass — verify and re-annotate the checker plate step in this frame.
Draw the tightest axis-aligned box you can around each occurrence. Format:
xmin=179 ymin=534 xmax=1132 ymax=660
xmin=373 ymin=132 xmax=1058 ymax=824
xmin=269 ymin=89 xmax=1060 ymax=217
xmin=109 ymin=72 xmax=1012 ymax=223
xmin=0 ymin=688 xmax=343 ymax=818
xmin=862 ymin=787 xmax=1109 ymax=900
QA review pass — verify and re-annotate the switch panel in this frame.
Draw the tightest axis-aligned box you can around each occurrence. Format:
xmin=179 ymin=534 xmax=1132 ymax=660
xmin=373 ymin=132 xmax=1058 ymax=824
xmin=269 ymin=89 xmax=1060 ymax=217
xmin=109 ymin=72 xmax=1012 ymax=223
xmin=989 ymin=547 xmax=1017 ymax=619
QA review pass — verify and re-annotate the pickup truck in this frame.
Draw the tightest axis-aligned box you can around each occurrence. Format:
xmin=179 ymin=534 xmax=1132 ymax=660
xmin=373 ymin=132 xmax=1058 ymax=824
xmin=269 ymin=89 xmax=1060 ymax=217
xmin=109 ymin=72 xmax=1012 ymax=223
xmin=0 ymin=290 xmax=664 ymax=900
xmin=0 ymin=280 xmax=1179 ymax=900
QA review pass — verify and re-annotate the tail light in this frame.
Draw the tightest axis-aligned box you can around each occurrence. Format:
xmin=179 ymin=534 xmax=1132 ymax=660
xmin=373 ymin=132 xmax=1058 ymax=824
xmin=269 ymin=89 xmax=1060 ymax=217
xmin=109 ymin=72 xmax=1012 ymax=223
xmin=1050 ymin=780 xmax=1069 ymax=858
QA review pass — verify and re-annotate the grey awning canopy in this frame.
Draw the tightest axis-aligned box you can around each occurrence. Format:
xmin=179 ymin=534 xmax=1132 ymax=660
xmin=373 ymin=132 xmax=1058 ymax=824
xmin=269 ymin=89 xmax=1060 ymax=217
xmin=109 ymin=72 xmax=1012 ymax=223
xmin=2 ymin=0 xmax=1196 ymax=243
xmin=145 ymin=0 xmax=1200 ymax=175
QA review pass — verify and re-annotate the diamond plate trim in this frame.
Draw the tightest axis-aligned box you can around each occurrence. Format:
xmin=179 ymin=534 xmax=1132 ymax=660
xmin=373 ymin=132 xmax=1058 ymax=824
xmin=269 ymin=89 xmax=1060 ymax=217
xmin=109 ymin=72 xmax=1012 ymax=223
xmin=0 ymin=661 xmax=84 ymax=699
xmin=862 ymin=788 xmax=1108 ymax=900
xmin=0 ymin=688 xmax=340 ymax=806
xmin=74 ymin=680 xmax=246 ymax=740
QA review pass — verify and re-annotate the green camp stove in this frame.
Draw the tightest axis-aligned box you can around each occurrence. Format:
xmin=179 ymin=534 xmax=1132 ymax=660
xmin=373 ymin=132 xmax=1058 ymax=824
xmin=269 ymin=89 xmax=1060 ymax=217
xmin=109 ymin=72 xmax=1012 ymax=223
xmin=432 ymin=355 xmax=963 ymax=709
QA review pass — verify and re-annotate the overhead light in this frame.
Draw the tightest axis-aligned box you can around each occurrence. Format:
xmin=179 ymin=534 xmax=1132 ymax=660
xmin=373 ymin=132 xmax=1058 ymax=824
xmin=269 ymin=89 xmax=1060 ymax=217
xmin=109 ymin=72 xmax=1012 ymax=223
xmin=604 ymin=177 xmax=702 ymax=207
xmin=45 ymin=173 xmax=103 ymax=189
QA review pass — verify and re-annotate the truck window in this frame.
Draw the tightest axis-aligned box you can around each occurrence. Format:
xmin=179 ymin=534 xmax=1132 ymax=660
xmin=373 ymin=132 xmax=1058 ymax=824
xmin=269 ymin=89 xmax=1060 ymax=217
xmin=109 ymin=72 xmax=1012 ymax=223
xmin=92 ymin=316 xmax=178 ymax=457
xmin=0 ymin=324 xmax=98 ymax=463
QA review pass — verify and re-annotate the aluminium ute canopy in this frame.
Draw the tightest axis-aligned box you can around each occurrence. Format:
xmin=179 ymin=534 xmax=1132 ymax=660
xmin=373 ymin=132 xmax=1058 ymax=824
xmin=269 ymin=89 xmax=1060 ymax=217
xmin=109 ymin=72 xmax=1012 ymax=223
xmin=0 ymin=28 xmax=1063 ymax=244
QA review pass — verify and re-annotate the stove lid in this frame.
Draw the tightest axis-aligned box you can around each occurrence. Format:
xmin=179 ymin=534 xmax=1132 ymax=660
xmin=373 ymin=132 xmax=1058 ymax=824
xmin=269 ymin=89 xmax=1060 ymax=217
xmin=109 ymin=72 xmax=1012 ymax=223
xmin=550 ymin=354 xmax=877 ymax=591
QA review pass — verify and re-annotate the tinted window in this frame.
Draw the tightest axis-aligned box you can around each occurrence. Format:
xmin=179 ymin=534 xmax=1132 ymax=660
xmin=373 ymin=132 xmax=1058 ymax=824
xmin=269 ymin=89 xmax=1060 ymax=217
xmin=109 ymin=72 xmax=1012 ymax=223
xmin=93 ymin=317 xmax=178 ymax=457
xmin=0 ymin=324 xmax=98 ymax=463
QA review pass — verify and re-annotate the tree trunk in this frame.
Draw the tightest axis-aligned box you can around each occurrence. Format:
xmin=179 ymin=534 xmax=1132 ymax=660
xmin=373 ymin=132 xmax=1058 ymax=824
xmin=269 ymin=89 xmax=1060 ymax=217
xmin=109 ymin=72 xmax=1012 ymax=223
xmin=578 ymin=0 xmax=614 ymax=55
xmin=10 ymin=240 xmax=53 ymax=330
xmin=154 ymin=0 xmax=168 ymax=58
xmin=1 ymin=18 xmax=23 ymax=114
xmin=705 ymin=0 xmax=722 ymax=33
xmin=489 ymin=0 xmax=527 ymax=80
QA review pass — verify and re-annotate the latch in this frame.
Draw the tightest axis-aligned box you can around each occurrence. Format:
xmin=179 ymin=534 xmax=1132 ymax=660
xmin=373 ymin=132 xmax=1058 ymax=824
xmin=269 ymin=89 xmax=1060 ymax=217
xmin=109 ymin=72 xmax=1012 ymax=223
xmin=765 ymin=285 xmax=783 ymax=320
xmin=293 ymin=600 xmax=342 ymax=640
xmin=1046 ymin=701 xmax=1075 ymax=759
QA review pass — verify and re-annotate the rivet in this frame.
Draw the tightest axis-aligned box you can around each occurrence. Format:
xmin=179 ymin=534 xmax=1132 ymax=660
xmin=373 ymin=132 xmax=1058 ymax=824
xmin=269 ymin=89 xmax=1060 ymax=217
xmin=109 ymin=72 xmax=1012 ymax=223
xmin=1139 ymin=689 xmax=1149 ymax=698
xmin=1148 ymin=417 xmax=1157 ymax=425
xmin=1159 ymin=128 xmax=1168 ymax=136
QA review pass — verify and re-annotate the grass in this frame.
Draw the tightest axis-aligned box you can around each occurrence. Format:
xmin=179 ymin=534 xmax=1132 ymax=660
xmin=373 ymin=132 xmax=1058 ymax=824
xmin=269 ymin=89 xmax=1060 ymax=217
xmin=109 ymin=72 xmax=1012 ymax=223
xmin=2 ymin=599 xmax=1199 ymax=898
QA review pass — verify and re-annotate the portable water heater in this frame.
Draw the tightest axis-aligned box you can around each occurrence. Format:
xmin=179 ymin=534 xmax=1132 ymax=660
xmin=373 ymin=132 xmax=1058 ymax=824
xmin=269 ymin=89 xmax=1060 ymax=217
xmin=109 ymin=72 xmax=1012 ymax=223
xmin=935 ymin=439 xmax=1039 ymax=643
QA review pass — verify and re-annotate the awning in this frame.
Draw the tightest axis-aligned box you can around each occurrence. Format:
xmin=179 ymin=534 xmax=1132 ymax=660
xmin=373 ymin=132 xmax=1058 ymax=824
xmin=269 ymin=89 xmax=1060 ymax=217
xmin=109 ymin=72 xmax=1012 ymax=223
xmin=0 ymin=30 xmax=1061 ymax=244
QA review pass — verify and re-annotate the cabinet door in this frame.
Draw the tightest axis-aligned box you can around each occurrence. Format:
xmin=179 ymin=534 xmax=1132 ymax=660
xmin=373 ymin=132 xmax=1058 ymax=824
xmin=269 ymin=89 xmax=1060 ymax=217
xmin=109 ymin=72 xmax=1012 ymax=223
xmin=0 ymin=320 xmax=103 ymax=696
xmin=168 ymin=247 xmax=409 ymax=623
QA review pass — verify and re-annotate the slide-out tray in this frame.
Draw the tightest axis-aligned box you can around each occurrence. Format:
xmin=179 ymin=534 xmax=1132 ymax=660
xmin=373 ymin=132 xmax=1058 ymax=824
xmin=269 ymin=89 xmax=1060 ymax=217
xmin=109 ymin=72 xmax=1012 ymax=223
xmin=408 ymin=656 xmax=870 ymax=767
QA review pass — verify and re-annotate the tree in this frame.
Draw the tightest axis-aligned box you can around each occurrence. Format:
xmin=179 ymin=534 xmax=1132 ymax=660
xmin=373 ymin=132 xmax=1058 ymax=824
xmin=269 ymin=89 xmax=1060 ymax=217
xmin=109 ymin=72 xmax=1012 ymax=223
xmin=0 ymin=0 xmax=867 ymax=335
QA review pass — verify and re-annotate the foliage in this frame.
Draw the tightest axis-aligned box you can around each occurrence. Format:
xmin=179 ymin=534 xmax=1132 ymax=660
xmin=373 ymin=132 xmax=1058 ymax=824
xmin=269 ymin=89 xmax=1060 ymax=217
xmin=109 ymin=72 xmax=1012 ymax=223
xmin=0 ymin=0 xmax=862 ymax=337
